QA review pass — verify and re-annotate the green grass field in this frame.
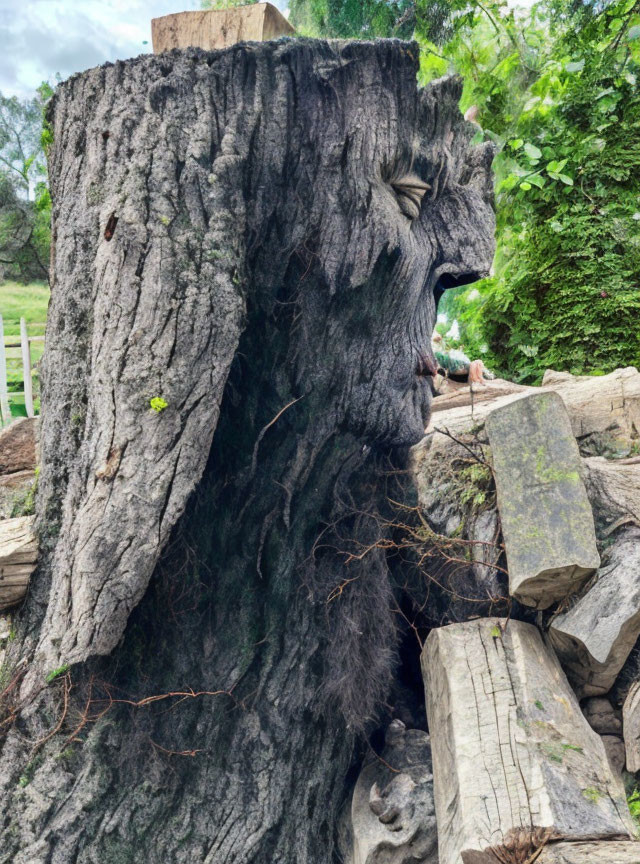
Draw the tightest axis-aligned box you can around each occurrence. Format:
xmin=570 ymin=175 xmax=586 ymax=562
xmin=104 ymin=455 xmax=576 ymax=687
xmin=0 ymin=281 xmax=50 ymax=419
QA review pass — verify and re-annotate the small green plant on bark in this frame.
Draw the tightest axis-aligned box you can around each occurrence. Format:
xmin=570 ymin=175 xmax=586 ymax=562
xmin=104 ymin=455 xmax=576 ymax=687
xmin=149 ymin=397 xmax=168 ymax=413
xmin=45 ymin=664 xmax=69 ymax=684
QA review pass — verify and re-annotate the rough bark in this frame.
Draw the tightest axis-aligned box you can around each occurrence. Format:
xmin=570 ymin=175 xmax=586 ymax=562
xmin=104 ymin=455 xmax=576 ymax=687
xmin=0 ymin=39 xmax=495 ymax=863
xmin=422 ymin=619 xmax=633 ymax=864
xmin=0 ymin=417 xmax=38 ymax=475
xmin=623 ymin=680 xmax=640 ymax=772
xmin=582 ymin=456 xmax=640 ymax=537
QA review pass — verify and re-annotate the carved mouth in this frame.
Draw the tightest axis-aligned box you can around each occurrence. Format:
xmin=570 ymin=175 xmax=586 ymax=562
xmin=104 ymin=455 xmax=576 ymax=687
xmin=433 ymin=270 xmax=484 ymax=312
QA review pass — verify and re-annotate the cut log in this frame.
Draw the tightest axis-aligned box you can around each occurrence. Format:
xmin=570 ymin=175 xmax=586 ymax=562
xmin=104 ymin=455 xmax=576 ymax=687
xmin=0 ymin=515 xmax=37 ymax=610
xmin=152 ymin=3 xmax=295 ymax=53
xmin=422 ymin=618 xmax=633 ymax=864
xmin=486 ymin=391 xmax=600 ymax=608
xmin=582 ymin=697 xmax=622 ymax=736
xmin=549 ymin=527 xmax=640 ymax=697
xmin=601 ymin=735 xmax=626 ymax=775
xmin=430 ymin=377 xmax=529 ymax=414
xmin=623 ymin=681 xmax=640 ymax=772
xmin=541 ymin=367 xmax=640 ymax=441
xmin=583 ymin=456 xmax=640 ymax=536
xmin=0 ymin=416 xmax=37 ymax=475
xmin=425 ymin=366 xmax=640 ymax=443
xmin=537 ymin=841 xmax=640 ymax=863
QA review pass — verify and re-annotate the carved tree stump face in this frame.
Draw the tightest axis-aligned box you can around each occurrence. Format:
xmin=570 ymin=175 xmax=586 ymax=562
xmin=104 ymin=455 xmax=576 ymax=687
xmin=256 ymin=46 xmax=496 ymax=447
xmin=37 ymin=39 xmax=495 ymax=669
xmin=0 ymin=41 xmax=497 ymax=864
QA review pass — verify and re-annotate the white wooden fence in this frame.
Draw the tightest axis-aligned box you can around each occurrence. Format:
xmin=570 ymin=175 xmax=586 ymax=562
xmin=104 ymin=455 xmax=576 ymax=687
xmin=0 ymin=314 xmax=44 ymax=426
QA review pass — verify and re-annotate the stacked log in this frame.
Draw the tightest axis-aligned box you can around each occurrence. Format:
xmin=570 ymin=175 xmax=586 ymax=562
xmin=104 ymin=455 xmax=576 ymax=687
xmin=0 ymin=516 xmax=37 ymax=610
xmin=485 ymin=391 xmax=600 ymax=608
xmin=422 ymin=619 xmax=634 ymax=864
xmin=549 ymin=527 xmax=640 ymax=697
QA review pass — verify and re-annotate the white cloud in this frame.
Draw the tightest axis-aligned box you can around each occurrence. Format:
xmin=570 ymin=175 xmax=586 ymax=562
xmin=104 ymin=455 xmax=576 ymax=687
xmin=0 ymin=0 xmax=288 ymax=98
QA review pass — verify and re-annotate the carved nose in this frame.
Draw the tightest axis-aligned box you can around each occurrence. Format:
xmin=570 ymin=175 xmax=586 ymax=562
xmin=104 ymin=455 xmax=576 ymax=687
xmin=416 ymin=352 xmax=438 ymax=378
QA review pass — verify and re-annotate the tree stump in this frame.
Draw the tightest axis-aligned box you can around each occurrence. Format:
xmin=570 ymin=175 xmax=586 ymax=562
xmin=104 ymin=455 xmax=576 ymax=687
xmin=422 ymin=619 xmax=633 ymax=864
xmin=0 ymin=40 xmax=495 ymax=863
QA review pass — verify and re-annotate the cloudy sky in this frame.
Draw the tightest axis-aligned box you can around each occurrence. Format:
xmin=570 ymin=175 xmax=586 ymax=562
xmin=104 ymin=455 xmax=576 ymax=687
xmin=0 ymin=0 xmax=289 ymax=99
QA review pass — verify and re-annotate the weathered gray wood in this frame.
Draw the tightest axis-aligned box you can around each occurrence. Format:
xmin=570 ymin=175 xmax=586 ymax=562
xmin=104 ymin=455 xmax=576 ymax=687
xmin=422 ymin=619 xmax=633 ymax=864
xmin=0 ymin=416 xmax=37 ymax=475
xmin=549 ymin=527 xmax=640 ymax=697
xmin=152 ymin=3 xmax=294 ymax=53
xmin=430 ymin=377 xmax=529 ymax=414
xmin=542 ymin=367 xmax=640 ymax=441
xmin=537 ymin=841 xmax=640 ymax=863
xmin=425 ymin=366 xmax=640 ymax=441
xmin=486 ymin=391 xmax=599 ymax=608
xmin=623 ymin=681 xmax=640 ymax=772
xmin=0 ymin=515 xmax=37 ymax=610
xmin=339 ymin=720 xmax=438 ymax=864
xmin=583 ymin=456 xmax=640 ymax=535
xmin=19 ymin=317 xmax=33 ymax=419
xmin=582 ymin=698 xmax=622 ymax=736
xmin=0 ymin=314 xmax=10 ymax=426
xmin=601 ymin=735 xmax=626 ymax=775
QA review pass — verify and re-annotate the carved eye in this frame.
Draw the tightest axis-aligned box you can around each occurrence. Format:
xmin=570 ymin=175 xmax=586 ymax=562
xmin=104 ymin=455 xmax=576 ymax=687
xmin=391 ymin=174 xmax=431 ymax=220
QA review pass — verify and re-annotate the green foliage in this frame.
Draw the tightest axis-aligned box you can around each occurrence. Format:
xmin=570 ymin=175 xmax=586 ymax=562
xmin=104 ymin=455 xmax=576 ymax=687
xmin=149 ymin=396 xmax=169 ymax=413
xmin=0 ymin=280 xmax=48 ymax=416
xmin=201 ymin=0 xmax=251 ymax=8
xmin=294 ymin=0 xmax=640 ymax=382
xmin=457 ymin=462 xmax=492 ymax=510
xmin=425 ymin=0 xmax=640 ymax=381
xmin=583 ymin=785 xmax=602 ymax=803
xmin=290 ymin=0 xmax=419 ymax=38
xmin=628 ymin=786 xmax=640 ymax=828
xmin=0 ymin=82 xmax=53 ymax=283
xmin=10 ymin=476 xmax=37 ymax=517
xmin=45 ymin=664 xmax=69 ymax=684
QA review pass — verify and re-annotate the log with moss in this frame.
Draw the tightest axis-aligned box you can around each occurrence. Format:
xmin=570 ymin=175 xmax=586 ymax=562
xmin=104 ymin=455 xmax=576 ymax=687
xmin=0 ymin=39 xmax=494 ymax=863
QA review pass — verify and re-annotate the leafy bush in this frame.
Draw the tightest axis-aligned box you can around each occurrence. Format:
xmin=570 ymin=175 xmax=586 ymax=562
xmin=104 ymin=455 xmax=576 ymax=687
xmin=426 ymin=0 xmax=640 ymax=381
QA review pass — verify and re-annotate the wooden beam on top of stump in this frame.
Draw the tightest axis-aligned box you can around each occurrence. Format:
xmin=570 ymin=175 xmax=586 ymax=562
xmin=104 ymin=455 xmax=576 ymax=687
xmin=151 ymin=3 xmax=295 ymax=54
xmin=421 ymin=618 xmax=634 ymax=864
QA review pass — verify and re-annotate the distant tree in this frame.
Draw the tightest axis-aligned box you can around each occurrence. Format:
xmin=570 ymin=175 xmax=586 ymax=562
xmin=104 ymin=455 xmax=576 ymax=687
xmin=201 ymin=0 xmax=254 ymax=9
xmin=290 ymin=0 xmax=429 ymax=39
xmin=430 ymin=0 xmax=640 ymax=381
xmin=0 ymin=83 xmax=52 ymax=282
